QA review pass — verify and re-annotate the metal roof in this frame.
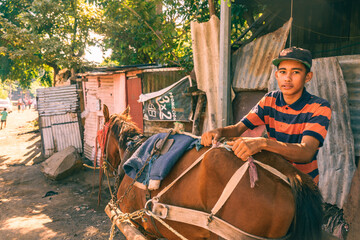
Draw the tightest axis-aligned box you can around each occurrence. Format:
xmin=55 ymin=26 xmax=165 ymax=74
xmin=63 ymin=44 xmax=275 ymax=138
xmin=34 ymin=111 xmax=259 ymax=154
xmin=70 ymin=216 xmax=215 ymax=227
xmin=232 ymin=19 xmax=292 ymax=91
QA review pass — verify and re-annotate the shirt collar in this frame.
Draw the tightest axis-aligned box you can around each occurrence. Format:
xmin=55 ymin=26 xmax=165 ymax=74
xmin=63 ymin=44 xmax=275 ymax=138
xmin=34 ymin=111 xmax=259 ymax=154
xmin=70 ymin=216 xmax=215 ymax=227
xmin=276 ymin=88 xmax=311 ymax=110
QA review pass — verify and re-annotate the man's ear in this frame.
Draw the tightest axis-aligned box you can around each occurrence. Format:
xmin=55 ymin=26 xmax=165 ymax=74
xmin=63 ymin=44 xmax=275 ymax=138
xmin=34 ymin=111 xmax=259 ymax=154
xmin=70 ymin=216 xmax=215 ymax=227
xmin=275 ymin=70 xmax=279 ymax=79
xmin=305 ymin=72 xmax=313 ymax=83
xmin=121 ymin=105 xmax=130 ymax=117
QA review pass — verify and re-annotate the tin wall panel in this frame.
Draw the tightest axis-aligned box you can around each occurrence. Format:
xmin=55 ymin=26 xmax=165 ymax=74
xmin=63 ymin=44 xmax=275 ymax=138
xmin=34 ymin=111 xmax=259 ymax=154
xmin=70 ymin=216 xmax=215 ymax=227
xmin=36 ymin=85 xmax=83 ymax=158
xmin=141 ymin=69 xmax=185 ymax=94
xmin=191 ymin=15 xmax=220 ymax=130
xmin=268 ymin=57 xmax=356 ymax=207
xmin=83 ymin=75 xmax=117 ymax=163
xmin=232 ymin=19 xmax=292 ymax=91
xmin=337 ymin=55 xmax=360 ymax=157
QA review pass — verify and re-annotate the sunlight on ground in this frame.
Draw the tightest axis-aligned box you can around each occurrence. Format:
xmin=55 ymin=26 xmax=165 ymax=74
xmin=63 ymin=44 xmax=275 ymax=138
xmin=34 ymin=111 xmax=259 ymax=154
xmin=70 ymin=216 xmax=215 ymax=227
xmin=84 ymin=226 xmax=100 ymax=237
xmin=0 ymin=214 xmax=57 ymax=239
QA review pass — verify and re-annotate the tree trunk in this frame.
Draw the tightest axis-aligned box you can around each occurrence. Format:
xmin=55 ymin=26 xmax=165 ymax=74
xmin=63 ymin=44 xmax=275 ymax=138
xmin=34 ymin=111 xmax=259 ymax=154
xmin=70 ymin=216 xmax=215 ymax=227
xmin=209 ymin=0 xmax=215 ymax=16
xmin=47 ymin=63 xmax=60 ymax=87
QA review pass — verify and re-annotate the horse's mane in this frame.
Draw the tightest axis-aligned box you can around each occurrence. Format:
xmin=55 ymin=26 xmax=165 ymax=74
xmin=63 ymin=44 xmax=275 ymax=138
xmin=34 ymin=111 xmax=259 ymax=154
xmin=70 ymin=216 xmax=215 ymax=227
xmin=109 ymin=113 xmax=141 ymax=150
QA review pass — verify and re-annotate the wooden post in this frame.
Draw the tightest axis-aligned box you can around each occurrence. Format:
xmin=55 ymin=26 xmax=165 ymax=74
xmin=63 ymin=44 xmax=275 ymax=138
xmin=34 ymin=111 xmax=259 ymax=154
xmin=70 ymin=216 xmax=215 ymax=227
xmin=218 ymin=2 xmax=232 ymax=127
xmin=192 ymin=94 xmax=206 ymax=136
xmin=105 ymin=204 xmax=148 ymax=240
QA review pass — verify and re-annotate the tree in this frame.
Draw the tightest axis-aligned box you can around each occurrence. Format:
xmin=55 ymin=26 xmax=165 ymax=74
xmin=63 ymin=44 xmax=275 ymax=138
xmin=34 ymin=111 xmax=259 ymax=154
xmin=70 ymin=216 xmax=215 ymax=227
xmin=1 ymin=0 xmax=264 ymax=86
xmin=0 ymin=0 xmax=102 ymax=86
xmin=96 ymin=0 xmax=221 ymax=73
xmin=96 ymin=0 xmax=261 ymax=73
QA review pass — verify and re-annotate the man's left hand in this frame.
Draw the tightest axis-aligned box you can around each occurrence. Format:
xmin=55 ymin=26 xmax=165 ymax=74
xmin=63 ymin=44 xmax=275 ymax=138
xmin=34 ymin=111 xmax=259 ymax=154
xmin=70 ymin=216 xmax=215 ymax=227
xmin=227 ymin=137 xmax=266 ymax=161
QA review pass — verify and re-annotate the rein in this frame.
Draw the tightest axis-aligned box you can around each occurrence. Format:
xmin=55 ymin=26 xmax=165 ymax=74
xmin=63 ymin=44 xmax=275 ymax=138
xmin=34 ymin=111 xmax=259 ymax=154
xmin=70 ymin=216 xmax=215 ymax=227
xmin=104 ymin=118 xmax=146 ymax=200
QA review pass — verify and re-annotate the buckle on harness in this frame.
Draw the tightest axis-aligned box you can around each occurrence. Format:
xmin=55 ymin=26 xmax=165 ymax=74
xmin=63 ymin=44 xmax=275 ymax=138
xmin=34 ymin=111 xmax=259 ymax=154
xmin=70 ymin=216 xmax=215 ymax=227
xmin=145 ymin=198 xmax=169 ymax=219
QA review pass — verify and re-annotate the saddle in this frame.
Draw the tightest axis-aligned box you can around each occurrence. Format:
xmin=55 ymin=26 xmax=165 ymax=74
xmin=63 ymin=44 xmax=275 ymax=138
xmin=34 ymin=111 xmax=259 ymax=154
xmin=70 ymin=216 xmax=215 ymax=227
xmin=123 ymin=131 xmax=199 ymax=190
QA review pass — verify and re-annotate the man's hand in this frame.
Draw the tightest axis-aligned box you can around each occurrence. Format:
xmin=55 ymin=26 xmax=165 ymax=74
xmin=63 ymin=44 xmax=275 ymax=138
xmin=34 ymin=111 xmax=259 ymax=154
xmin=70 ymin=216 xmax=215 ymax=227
xmin=227 ymin=137 xmax=266 ymax=161
xmin=201 ymin=129 xmax=221 ymax=147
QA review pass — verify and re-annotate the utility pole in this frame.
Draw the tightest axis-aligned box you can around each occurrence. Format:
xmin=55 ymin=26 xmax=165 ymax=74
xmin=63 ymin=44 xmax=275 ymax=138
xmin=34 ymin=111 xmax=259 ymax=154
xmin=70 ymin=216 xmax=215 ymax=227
xmin=218 ymin=1 xmax=231 ymax=127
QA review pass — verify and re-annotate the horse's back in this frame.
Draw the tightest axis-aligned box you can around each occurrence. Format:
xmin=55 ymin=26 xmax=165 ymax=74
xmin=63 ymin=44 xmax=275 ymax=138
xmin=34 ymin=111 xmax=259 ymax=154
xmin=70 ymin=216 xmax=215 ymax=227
xmin=117 ymin=147 xmax=300 ymax=239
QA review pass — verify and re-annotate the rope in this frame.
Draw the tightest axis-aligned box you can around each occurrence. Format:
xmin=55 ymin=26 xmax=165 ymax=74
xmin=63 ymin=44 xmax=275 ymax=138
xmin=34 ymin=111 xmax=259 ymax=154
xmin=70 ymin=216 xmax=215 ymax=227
xmin=146 ymin=210 xmax=189 ymax=240
xmin=109 ymin=219 xmax=116 ymax=240
xmin=105 ymin=167 xmax=115 ymax=200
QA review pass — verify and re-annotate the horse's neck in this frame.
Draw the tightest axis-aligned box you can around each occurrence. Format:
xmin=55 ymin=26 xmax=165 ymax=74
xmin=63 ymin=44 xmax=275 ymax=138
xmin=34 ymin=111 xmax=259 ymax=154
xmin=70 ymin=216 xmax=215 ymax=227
xmin=123 ymin=133 xmax=147 ymax=160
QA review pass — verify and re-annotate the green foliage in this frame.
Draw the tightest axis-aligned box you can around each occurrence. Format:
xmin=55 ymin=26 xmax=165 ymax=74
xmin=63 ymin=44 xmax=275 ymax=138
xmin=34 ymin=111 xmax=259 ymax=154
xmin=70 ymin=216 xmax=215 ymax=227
xmin=0 ymin=0 xmax=102 ymax=86
xmin=97 ymin=0 xmax=222 ymax=73
xmin=0 ymin=87 xmax=8 ymax=99
xmin=1 ymin=0 xmax=264 ymax=83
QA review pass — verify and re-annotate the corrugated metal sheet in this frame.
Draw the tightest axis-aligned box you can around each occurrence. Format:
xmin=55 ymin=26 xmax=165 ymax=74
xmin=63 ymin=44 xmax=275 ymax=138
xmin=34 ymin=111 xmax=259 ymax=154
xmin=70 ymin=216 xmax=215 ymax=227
xmin=37 ymin=85 xmax=83 ymax=158
xmin=232 ymin=19 xmax=292 ymax=91
xmin=141 ymin=69 xmax=185 ymax=94
xmin=337 ymin=55 xmax=360 ymax=157
xmin=82 ymin=73 xmax=128 ymax=163
xmin=191 ymin=15 xmax=220 ymax=131
xmin=37 ymin=85 xmax=79 ymax=116
xmin=268 ymin=57 xmax=356 ymax=207
xmin=83 ymin=75 xmax=115 ymax=162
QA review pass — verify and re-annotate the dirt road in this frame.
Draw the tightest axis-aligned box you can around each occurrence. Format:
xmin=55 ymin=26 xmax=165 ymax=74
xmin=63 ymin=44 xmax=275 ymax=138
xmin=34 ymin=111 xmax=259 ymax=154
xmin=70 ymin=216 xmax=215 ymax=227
xmin=0 ymin=109 xmax=124 ymax=239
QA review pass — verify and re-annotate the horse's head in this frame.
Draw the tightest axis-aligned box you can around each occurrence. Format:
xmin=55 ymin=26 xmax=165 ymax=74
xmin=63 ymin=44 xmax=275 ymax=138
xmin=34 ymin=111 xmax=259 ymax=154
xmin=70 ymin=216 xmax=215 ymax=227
xmin=103 ymin=105 xmax=141 ymax=172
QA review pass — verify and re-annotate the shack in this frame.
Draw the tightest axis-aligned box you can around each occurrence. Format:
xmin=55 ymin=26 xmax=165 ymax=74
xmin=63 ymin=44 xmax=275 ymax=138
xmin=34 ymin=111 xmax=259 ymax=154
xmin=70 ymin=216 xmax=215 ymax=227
xmin=79 ymin=65 xmax=188 ymax=164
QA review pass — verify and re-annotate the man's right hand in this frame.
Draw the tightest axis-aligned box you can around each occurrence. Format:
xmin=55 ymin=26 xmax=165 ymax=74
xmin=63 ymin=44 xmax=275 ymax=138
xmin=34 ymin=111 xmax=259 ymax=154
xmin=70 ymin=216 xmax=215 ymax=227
xmin=201 ymin=129 xmax=221 ymax=147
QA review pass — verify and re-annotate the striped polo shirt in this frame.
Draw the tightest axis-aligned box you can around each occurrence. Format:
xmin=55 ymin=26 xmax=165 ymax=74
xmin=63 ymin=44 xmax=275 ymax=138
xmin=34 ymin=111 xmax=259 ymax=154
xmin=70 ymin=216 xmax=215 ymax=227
xmin=241 ymin=88 xmax=331 ymax=183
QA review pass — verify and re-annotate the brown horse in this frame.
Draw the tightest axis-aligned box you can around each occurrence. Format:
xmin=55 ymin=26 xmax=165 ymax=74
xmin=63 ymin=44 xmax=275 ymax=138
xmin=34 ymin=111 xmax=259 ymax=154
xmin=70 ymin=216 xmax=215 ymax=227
xmin=102 ymin=106 xmax=324 ymax=240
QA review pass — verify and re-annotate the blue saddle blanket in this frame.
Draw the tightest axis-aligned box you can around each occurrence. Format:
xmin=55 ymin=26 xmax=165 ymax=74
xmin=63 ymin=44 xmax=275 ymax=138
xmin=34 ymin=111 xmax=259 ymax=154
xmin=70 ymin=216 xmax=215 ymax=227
xmin=123 ymin=133 xmax=198 ymax=184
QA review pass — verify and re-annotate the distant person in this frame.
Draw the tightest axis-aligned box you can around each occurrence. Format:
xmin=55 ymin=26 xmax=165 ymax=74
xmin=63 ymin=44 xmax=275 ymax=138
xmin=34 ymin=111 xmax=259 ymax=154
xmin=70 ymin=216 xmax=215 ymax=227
xmin=1 ymin=108 xmax=8 ymax=129
xmin=24 ymin=98 xmax=29 ymax=110
xmin=17 ymin=99 xmax=23 ymax=112
xmin=27 ymin=98 xmax=32 ymax=109
xmin=21 ymin=98 xmax=25 ymax=111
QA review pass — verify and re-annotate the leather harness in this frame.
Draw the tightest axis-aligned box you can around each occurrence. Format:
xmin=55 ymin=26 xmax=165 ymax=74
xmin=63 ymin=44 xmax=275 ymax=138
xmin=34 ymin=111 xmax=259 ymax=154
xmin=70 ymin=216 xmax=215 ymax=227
xmin=103 ymin=120 xmax=292 ymax=240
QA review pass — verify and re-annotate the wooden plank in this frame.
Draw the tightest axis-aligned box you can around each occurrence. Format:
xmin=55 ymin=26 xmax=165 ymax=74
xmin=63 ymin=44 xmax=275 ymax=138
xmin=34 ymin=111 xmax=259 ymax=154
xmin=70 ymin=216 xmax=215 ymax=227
xmin=192 ymin=94 xmax=206 ymax=136
xmin=104 ymin=204 xmax=148 ymax=240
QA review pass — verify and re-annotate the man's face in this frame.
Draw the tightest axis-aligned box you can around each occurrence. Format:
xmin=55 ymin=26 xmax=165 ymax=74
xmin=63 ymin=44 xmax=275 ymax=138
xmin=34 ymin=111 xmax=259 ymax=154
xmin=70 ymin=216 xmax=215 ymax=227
xmin=275 ymin=60 xmax=312 ymax=101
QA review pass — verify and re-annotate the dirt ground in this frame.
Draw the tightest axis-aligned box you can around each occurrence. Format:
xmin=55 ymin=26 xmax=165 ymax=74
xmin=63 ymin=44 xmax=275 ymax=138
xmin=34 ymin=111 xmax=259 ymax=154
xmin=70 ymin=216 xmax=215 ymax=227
xmin=0 ymin=108 xmax=125 ymax=240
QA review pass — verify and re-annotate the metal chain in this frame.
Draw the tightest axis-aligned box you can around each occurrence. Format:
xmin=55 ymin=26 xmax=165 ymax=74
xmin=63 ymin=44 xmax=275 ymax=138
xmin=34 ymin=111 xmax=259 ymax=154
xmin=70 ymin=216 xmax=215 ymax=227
xmin=116 ymin=154 xmax=154 ymax=204
xmin=108 ymin=206 xmax=147 ymax=240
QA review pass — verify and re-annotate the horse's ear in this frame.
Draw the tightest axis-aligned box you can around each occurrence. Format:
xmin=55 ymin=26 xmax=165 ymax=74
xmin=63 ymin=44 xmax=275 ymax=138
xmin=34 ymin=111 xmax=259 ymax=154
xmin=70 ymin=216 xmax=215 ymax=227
xmin=121 ymin=105 xmax=130 ymax=117
xmin=103 ymin=104 xmax=110 ymax=123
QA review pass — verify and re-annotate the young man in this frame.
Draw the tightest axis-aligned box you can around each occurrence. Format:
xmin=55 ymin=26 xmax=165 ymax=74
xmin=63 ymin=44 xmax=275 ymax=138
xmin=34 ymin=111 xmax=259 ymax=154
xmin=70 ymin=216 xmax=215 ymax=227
xmin=201 ymin=47 xmax=332 ymax=183
xmin=1 ymin=108 xmax=8 ymax=129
